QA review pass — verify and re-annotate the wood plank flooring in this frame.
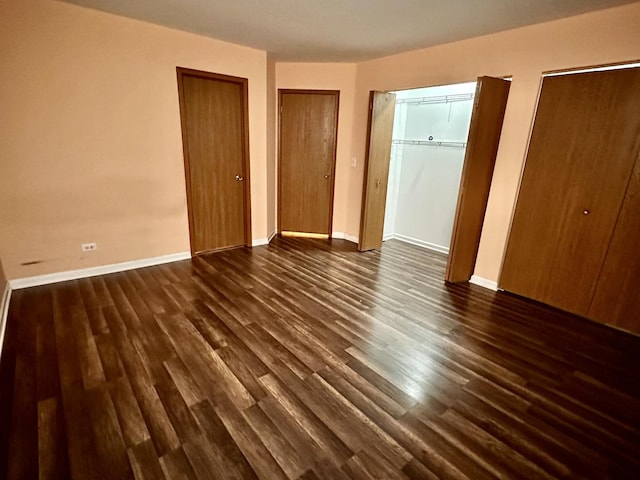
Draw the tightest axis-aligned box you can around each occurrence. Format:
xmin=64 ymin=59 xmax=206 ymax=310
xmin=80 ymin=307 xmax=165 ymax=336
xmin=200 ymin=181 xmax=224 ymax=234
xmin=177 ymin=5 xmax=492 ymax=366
xmin=1 ymin=237 xmax=639 ymax=479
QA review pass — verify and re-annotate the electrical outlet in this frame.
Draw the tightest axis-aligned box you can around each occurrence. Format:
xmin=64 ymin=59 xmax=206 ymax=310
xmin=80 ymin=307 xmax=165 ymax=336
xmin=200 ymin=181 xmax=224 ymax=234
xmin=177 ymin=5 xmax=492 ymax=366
xmin=81 ymin=243 xmax=97 ymax=252
xmin=351 ymin=157 xmax=357 ymax=168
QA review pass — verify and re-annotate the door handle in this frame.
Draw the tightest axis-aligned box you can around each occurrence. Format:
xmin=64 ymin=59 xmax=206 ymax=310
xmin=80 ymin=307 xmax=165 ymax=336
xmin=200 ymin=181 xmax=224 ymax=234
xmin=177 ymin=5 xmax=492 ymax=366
xmin=376 ymin=179 xmax=381 ymax=188
xmin=235 ymin=175 xmax=244 ymax=181
xmin=324 ymin=174 xmax=330 ymax=179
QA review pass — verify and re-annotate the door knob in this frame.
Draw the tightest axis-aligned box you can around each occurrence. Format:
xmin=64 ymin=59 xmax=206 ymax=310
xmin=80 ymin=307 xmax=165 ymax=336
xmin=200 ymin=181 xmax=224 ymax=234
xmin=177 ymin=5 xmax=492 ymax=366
xmin=583 ymin=209 xmax=590 ymax=215
xmin=235 ymin=175 xmax=244 ymax=181
xmin=324 ymin=174 xmax=330 ymax=179
xmin=376 ymin=179 xmax=381 ymax=188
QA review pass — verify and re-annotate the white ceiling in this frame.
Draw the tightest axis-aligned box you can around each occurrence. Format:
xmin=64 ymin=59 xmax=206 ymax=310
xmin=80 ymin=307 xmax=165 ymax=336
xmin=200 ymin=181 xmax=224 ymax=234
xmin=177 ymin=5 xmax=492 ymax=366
xmin=63 ymin=0 xmax=637 ymax=62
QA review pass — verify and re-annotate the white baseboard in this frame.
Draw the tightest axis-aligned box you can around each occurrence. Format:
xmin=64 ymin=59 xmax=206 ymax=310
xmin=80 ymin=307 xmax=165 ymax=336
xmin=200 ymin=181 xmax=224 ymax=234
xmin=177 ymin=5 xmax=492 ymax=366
xmin=345 ymin=234 xmax=359 ymax=244
xmin=392 ymin=233 xmax=449 ymax=254
xmin=382 ymin=233 xmax=394 ymax=241
xmin=332 ymin=232 xmax=359 ymax=244
xmin=469 ymin=275 xmax=499 ymax=291
xmin=252 ymin=230 xmax=278 ymax=247
xmin=9 ymin=251 xmax=192 ymax=290
xmin=0 ymin=284 xmax=12 ymax=357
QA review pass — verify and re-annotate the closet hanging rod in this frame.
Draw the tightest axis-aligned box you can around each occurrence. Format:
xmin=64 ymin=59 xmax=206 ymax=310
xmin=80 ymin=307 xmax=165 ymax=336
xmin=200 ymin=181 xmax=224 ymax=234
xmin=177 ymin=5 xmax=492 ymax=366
xmin=396 ymin=93 xmax=474 ymax=105
xmin=392 ymin=139 xmax=467 ymax=148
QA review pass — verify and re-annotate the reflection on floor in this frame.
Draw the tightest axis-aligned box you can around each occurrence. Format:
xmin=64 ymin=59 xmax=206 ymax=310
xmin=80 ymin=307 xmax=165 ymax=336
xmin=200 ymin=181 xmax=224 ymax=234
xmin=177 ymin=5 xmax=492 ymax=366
xmin=1 ymin=237 xmax=639 ymax=479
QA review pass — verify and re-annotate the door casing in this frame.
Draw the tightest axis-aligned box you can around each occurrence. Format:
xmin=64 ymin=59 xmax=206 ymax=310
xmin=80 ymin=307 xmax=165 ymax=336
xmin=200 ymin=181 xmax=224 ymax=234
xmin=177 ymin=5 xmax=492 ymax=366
xmin=176 ymin=67 xmax=252 ymax=255
xmin=278 ymin=89 xmax=340 ymax=237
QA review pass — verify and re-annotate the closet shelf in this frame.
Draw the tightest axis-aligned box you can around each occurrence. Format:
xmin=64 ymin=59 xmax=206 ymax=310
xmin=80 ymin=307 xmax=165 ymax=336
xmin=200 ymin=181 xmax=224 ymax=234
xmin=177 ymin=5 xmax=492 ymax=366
xmin=392 ymin=139 xmax=467 ymax=149
xmin=396 ymin=93 xmax=474 ymax=105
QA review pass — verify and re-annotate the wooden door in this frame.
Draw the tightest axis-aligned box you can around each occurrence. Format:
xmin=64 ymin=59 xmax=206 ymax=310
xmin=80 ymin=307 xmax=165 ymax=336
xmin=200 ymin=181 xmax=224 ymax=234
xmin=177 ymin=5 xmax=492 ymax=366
xmin=445 ymin=77 xmax=511 ymax=282
xmin=500 ymin=68 xmax=640 ymax=316
xmin=358 ymin=91 xmax=396 ymax=251
xmin=177 ymin=68 xmax=251 ymax=255
xmin=278 ymin=90 xmax=339 ymax=236
xmin=588 ymin=152 xmax=640 ymax=333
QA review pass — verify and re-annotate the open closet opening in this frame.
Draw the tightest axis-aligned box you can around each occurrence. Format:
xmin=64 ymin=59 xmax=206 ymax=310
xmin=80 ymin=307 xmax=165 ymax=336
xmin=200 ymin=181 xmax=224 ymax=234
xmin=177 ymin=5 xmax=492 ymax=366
xmin=382 ymin=82 xmax=477 ymax=254
xmin=359 ymin=76 xmax=510 ymax=283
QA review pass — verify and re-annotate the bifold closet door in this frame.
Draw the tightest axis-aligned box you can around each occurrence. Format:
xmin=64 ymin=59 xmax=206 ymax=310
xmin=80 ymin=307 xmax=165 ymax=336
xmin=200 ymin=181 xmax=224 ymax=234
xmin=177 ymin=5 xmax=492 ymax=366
xmin=278 ymin=90 xmax=339 ymax=236
xmin=177 ymin=68 xmax=251 ymax=255
xmin=589 ymin=153 xmax=640 ymax=332
xmin=358 ymin=91 xmax=396 ymax=252
xmin=500 ymin=68 xmax=640 ymax=316
xmin=445 ymin=76 xmax=510 ymax=282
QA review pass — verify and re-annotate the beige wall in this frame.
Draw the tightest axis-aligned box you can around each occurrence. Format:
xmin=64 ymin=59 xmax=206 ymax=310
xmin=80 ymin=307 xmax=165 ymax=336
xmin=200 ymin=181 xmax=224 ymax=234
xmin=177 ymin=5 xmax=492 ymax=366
xmin=266 ymin=57 xmax=277 ymax=238
xmin=3 ymin=0 xmax=639 ymax=284
xmin=275 ymin=63 xmax=358 ymax=235
xmin=349 ymin=2 xmax=640 ymax=282
xmin=0 ymin=0 xmax=268 ymax=280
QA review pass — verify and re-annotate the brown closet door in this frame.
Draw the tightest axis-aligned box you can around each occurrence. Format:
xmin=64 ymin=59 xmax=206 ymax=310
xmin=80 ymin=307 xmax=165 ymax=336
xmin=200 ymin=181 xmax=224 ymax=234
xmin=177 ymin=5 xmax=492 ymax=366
xmin=445 ymin=77 xmax=510 ymax=282
xmin=358 ymin=91 xmax=396 ymax=252
xmin=589 ymin=153 xmax=640 ymax=333
xmin=278 ymin=90 xmax=339 ymax=235
xmin=177 ymin=68 xmax=251 ymax=255
xmin=500 ymin=68 xmax=640 ymax=316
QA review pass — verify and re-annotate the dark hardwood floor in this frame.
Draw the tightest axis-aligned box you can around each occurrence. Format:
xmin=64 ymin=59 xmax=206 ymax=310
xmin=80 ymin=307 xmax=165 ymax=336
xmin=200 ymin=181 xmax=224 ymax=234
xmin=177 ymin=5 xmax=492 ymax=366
xmin=1 ymin=237 xmax=639 ymax=479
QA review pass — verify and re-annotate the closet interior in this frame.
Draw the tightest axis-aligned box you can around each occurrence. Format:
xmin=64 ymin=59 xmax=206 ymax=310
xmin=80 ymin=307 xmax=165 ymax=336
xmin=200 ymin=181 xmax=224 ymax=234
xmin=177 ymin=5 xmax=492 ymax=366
xmin=383 ymin=82 xmax=476 ymax=254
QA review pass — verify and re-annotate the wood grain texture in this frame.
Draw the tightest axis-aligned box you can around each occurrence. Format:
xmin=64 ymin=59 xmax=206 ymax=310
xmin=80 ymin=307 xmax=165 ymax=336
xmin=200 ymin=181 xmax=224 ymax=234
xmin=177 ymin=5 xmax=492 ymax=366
xmin=1 ymin=238 xmax=640 ymax=479
xmin=278 ymin=90 xmax=339 ymax=235
xmin=177 ymin=68 xmax=251 ymax=255
xmin=500 ymin=68 xmax=640 ymax=316
xmin=358 ymin=91 xmax=396 ymax=252
xmin=588 ymin=149 xmax=640 ymax=333
xmin=445 ymin=77 xmax=510 ymax=282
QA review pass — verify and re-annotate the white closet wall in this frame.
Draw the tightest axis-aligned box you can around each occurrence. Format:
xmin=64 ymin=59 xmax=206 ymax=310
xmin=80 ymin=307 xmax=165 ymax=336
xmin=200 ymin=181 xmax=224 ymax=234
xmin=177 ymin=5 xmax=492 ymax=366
xmin=382 ymin=100 xmax=407 ymax=240
xmin=384 ymin=82 xmax=476 ymax=253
